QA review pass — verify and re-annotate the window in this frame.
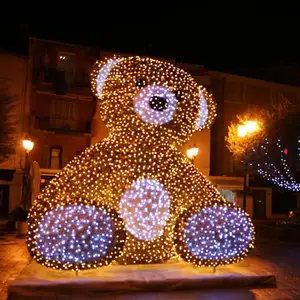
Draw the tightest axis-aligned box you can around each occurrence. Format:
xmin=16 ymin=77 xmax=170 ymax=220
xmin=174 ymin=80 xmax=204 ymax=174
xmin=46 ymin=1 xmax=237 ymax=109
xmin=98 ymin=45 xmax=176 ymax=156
xmin=50 ymin=98 xmax=77 ymax=131
xmin=51 ymin=98 xmax=74 ymax=119
xmin=57 ymin=52 xmax=75 ymax=85
xmin=50 ymin=147 xmax=62 ymax=169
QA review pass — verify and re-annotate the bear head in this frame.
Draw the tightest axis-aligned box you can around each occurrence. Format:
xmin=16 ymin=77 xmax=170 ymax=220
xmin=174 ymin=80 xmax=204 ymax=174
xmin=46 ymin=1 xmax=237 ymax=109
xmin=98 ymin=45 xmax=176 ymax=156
xmin=91 ymin=56 xmax=216 ymax=146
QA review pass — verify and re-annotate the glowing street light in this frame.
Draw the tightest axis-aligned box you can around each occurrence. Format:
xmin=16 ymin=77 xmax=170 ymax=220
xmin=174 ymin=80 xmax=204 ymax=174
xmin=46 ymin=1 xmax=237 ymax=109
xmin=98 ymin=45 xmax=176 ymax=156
xmin=244 ymin=121 xmax=258 ymax=133
xmin=21 ymin=136 xmax=34 ymax=211
xmin=22 ymin=137 xmax=34 ymax=153
xmin=237 ymin=120 xmax=259 ymax=138
xmin=237 ymin=125 xmax=247 ymax=137
xmin=236 ymin=120 xmax=260 ymax=211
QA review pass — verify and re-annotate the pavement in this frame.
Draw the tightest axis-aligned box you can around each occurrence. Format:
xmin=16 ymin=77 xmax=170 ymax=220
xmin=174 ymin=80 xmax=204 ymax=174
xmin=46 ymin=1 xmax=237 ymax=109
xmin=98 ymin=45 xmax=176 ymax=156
xmin=1 ymin=229 xmax=300 ymax=299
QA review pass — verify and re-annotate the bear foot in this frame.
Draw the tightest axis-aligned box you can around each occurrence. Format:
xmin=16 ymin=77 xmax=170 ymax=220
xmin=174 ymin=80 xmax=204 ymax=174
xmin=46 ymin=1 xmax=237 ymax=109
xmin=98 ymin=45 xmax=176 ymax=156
xmin=27 ymin=203 xmax=126 ymax=270
xmin=175 ymin=202 xmax=255 ymax=267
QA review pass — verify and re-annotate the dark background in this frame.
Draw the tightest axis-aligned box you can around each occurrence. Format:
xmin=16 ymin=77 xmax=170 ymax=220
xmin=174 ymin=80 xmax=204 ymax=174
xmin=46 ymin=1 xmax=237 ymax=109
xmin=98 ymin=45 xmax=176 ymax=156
xmin=2 ymin=14 xmax=300 ymax=80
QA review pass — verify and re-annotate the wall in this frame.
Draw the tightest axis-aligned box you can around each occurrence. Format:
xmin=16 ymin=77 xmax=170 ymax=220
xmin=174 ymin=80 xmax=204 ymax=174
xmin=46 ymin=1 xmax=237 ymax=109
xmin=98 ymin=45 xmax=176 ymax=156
xmin=208 ymin=70 xmax=300 ymax=177
xmin=29 ymin=38 xmax=98 ymax=171
xmin=0 ymin=52 xmax=28 ymax=170
xmin=0 ymin=52 xmax=29 ymax=212
xmin=180 ymin=129 xmax=211 ymax=176
xmin=30 ymin=132 xmax=91 ymax=169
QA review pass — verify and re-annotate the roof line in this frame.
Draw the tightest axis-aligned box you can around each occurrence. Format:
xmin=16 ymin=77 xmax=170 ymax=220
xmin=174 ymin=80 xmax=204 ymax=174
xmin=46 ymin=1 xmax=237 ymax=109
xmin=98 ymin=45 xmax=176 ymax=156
xmin=29 ymin=36 xmax=95 ymax=50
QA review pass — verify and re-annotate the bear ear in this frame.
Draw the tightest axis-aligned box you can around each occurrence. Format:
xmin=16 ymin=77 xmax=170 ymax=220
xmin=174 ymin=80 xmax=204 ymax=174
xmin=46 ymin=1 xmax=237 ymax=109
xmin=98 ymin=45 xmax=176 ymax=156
xmin=90 ymin=56 xmax=122 ymax=100
xmin=195 ymin=86 xmax=217 ymax=131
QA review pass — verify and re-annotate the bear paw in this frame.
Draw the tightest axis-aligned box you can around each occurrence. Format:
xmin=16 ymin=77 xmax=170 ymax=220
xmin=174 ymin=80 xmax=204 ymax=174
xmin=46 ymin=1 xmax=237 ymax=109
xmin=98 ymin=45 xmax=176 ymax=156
xmin=175 ymin=202 xmax=255 ymax=267
xmin=27 ymin=203 xmax=126 ymax=270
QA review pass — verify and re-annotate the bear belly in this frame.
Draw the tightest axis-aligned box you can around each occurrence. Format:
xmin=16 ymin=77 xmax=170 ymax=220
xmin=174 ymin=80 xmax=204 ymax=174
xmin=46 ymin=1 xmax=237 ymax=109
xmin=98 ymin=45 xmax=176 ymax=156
xmin=119 ymin=178 xmax=171 ymax=241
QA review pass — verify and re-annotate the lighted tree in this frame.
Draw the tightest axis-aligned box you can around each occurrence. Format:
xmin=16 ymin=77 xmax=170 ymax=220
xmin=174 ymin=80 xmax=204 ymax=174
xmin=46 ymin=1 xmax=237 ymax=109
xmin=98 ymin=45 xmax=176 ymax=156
xmin=0 ymin=79 xmax=17 ymax=163
xmin=27 ymin=56 xmax=255 ymax=271
xmin=255 ymin=111 xmax=300 ymax=191
xmin=225 ymin=98 xmax=300 ymax=192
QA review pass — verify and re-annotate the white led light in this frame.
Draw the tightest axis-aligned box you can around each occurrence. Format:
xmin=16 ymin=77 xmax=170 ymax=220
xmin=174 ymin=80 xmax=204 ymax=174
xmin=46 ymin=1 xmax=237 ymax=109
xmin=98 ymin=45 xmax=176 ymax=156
xmin=254 ymin=138 xmax=300 ymax=191
xmin=134 ymin=85 xmax=178 ymax=125
xmin=119 ymin=178 xmax=171 ymax=241
xmin=184 ymin=205 xmax=253 ymax=260
xmin=35 ymin=204 xmax=114 ymax=264
xmin=195 ymin=90 xmax=209 ymax=130
xmin=95 ymin=58 xmax=121 ymax=97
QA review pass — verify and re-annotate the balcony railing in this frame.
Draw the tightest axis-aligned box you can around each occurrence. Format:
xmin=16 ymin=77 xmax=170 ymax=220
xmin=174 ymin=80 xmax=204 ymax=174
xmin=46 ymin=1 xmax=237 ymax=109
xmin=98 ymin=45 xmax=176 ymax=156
xmin=33 ymin=67 xmax=91 ymax=93
xmin=35 ymin=116 xmax=91 ymax=134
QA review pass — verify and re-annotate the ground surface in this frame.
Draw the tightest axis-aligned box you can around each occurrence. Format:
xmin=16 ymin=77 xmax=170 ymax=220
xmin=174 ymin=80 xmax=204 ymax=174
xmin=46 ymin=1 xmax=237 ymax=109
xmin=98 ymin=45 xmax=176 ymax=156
xmin=1 ymin=228 xmax=300 ymax=299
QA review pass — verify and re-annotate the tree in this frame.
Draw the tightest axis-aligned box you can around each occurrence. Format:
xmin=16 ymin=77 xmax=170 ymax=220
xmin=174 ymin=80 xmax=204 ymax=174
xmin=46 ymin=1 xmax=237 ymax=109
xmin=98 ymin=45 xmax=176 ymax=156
xmin=226 ymin=98 xmax=290 ymax=161
xmin=254 ymin=111 xmax=300 ymax=191
xmin=225 ymin=97 xmax=300 ymax=192
xmin=0 ymin=79 xmax=17 ymax=163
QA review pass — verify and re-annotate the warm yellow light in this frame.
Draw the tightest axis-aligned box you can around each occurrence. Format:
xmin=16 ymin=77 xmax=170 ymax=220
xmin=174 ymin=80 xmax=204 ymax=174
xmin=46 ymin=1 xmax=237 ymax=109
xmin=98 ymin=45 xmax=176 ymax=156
xmin=244 ymin=121 xmax=258 ymax=133
xmin=237 ymin=125 xmax=247 ymax=137
xmin=22 ymin=138 xmax=34 ymax=152
xmin=186 ymin=147 xmax=199 ymax=159
xmin=238 ymin=121 xmax=259 ymax=138
xmin=27 ymin=56 xmax=254 ymax=271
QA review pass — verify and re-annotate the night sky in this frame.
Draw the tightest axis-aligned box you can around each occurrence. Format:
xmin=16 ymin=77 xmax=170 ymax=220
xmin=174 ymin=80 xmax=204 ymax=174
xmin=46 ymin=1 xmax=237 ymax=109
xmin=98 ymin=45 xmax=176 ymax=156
xmin=2 ymin=16 xmax=300 ymax=82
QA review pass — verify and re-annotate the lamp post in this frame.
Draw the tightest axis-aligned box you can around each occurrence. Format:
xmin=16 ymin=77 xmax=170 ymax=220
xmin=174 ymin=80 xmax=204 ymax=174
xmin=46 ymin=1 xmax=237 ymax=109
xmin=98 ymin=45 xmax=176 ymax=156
xmin=237 ymin=121 xmax=259 ymax=210
xmin=186 ymin=145 xmax=199 ymax=164
xmin=21 ymin=136 xmax=34 ymax=208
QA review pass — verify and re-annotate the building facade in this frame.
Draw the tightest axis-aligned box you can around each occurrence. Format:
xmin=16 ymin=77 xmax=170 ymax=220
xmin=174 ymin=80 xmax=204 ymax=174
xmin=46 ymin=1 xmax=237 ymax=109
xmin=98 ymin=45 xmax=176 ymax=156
xmin=27 ymin=38 xmax=99 ymax=189
xmin=207 ymin=70 xmax=300 ymax=218
xmin=1 ymin=37 xmax=299 ymax=220
xmin=0 ymin=51 xmax=28 ymax=216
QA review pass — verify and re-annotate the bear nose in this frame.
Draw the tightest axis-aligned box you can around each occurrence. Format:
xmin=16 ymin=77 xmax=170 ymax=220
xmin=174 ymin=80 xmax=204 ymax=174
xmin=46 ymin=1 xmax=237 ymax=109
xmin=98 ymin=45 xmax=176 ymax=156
xmin=149 ymin=96 xmax=168 ymax=111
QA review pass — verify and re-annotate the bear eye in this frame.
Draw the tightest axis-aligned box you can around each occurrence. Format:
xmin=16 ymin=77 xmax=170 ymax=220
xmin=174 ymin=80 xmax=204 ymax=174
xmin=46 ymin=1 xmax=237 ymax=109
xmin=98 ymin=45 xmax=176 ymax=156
xmin=136 ymin=78 xmax=147 ymax=88
xmin=174 ymin=90 xmax=183 ymax=101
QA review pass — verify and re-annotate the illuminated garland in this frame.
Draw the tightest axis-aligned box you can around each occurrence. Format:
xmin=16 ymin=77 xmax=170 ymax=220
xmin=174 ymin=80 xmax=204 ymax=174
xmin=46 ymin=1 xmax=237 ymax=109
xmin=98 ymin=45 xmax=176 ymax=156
xmin=27 ymin=55 xmax=254 ymax=270
xmin=196 ymin=87 xmax=217 ymax=131
xmin=255 ymin=138 xmax=300 ymax=191
xmin=175 ymin=202 xmax=255 ymax=267
xmin=27 ymin=203 xmax=126 ymax=270
xmin=119 ymin=178 xmax=171 ymax=241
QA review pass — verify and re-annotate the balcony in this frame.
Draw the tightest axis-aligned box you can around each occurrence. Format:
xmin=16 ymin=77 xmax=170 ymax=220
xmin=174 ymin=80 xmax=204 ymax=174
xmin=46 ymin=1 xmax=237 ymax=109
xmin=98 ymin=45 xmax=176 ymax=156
xmin=33 ymin=67 xmax=91 ymax=95
xmin=35 ymin=116 xmax=91 ymax=134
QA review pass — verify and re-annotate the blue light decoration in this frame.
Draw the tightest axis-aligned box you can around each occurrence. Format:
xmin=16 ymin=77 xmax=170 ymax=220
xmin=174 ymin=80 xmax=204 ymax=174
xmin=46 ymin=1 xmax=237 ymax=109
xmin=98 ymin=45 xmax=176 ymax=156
xmin=195 ymin=89 xmax=209 ymax=130
xmin=119 ymin=178 xmax=171 ymax=241
xmin=28 ymin=204 xmax=126 ymax=270
xmin=195 ymin=86 xmax=217 ymax=131
xmin=95 ymin=57 xmax=121 ymax=97
xmin=175 ymin=202 xmax=255 ymax=267
xmin=134 ymin=85 xmax=178 ymax=125
xmin=254 ymin=137 xmax=300 ymax=192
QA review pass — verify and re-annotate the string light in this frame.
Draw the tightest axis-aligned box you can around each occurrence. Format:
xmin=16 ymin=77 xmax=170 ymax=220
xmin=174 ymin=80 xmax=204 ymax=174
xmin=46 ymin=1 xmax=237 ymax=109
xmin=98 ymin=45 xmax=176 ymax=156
xmin=120 ymin=178 xmax=171 ymax=241
xmin=28 ymin=204 xmax=126 ymax=270
xmin=175 ymin=202 xmax=255 ymax=267
xmin=255 ymin=138 xmax=300 ymax=191
xmin=196 ymin=87 xmax=216 ymax=130
xmin=36 ymin=205 xmax=112 ymax=264
xmin=134 ymin=85 xmax=178 ymax=125
xmin=27 ymin=55 xmax=254 ymax=270
xmin=95 ymin=57 xmax=121 ymax=97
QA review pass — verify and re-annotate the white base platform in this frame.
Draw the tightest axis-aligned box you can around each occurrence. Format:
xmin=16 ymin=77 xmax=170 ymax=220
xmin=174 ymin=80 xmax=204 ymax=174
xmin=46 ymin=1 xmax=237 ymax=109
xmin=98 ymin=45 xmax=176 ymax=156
xmin=8 ymin=259 xmax=276 ymax=298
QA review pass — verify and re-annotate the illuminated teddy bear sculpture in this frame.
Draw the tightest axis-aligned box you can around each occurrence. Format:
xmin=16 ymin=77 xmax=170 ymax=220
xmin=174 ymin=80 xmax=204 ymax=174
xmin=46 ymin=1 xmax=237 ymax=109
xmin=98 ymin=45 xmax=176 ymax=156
xmin=27 ymin=56 xmax=255 ymax=271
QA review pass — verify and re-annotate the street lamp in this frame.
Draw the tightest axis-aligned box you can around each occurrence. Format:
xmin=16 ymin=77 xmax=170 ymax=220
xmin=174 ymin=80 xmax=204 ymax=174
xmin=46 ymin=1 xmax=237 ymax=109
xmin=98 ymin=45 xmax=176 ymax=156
xmin=186 ymin=145 xmax=199 ymax=164
xmin=238 ymin=121 xmax=259 ymax=138
xmin=22 ymin=138 xmax=34 ymax=153
xmin=21 ymin=136 xmax=34 ymax=209
xmin=237 ymin=120 xmax=259 ymax=210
